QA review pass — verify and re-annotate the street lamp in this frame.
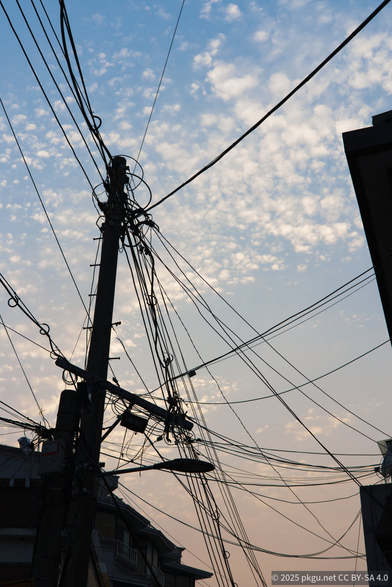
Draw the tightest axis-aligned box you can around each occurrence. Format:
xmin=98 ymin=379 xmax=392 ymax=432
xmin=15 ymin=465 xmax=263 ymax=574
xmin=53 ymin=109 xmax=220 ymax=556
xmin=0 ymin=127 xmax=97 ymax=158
xmin=103 ymin=458 xmax=215 ymax=476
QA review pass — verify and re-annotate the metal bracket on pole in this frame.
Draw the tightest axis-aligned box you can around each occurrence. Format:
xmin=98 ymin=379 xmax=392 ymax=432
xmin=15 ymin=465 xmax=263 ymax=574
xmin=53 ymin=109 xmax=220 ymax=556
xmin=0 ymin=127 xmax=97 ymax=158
xmin=55 ymin=357 xmax=193 ymax=431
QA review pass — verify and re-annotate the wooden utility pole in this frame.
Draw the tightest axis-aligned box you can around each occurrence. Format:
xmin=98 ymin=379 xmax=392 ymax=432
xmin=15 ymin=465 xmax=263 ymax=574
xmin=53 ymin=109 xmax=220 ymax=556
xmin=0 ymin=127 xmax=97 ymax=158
xmin=32 ymin=155 xmax=194 ymax=585
xmin=61 ymin=155 xmax=128 ymax=586
xmin=31 ymin=156 xmax=128 ymax=587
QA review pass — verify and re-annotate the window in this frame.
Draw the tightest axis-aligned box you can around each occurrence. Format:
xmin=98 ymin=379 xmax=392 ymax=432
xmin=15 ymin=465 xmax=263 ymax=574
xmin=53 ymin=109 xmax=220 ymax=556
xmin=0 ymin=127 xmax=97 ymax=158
xmin=123 ymin=528 xmax=130 ymax=547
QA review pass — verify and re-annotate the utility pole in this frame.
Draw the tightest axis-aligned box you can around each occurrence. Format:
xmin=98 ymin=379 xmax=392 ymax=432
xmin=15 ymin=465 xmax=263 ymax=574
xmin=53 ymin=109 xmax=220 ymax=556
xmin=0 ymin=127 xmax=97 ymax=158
xmin=32 ymin=155 xmax=194 ymax=585
xmin=31 ymin=156 xmax=128 ymax=587
xmin=61 ymin=155 xmax=128 ymax=587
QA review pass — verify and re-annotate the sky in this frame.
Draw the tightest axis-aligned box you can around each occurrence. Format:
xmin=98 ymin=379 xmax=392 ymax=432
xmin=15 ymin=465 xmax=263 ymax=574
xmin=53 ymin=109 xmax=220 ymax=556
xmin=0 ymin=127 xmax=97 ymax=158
xmin=1 ymin=0 xmax=392 ymax=585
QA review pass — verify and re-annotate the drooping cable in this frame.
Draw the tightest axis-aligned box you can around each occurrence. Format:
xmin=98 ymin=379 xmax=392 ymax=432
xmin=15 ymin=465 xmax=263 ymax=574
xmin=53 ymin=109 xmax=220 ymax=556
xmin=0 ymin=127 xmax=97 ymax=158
xmin=148 ymin=247 xmax=364 ymax=569
xmin=119 ymin=208 xmax=267 ymax=584
xmin=0 ymin=314 xmax=49 ymax=427
xmin=0 ymin=98 xmax=93 ymax=324
xmin=134 ymin=235 xmax=375 ymax=559
xmin=149 ymin=235 xmax=386 ymax=442
xmin=119 ymin=482 xmax=365 ymax=559
xmin=149 ymin=264 xmax=355 ymax=558
xmin=151 ymin=274 xmax=363 ymax=558
xmin=147 ymin=0 xmax=392 ymax=211
xmin=17 ymin=0 xmax=105 ymax=182
xmin=59 ymin=0 xmax=112 ymax=167
xmin=0 ymin=1 xmax=95 ymax=190
xmin=181 ymin=339 xmax=389 ymax=405
xmin=117 ymin=213 xmax=370 ymax=569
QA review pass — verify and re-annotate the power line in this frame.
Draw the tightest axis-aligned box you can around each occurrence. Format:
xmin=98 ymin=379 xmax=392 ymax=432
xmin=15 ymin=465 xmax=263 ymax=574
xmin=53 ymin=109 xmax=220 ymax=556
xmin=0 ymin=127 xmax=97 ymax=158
xmin=59 ymin=0 xmax=112 ymax=167
xmin=125 ymin=242 xmax=364 ymax=564
xmin=121 ymin=226 xmax=372 ymax=492
xmin=0 ymin=98 xmax=92 ymax=322
xmin=0 ymin=398 xmax=42 ymax=428
xmin=0 ymin=272 xmax=63 ymax=359
xmin=134 ymin=0 xmax=186 ymax=166
xmin=147 ymin=0 xmax=392 ymax=211
xmin=0 ymin=322 xmax=51 ymax=355
xmin=0 ymin=1 xmax=95 ymax=189
xmin=0 ymin=314 xmax=49 ymax=427
xmin=149 ymin=237 xmax=385 ymax=442
xmin=16 ymin=0 xmax=104 ymax=181
xmin=156 ymin=231 xmax=375 ymax=364
xmin=167 ymin=339 xmax=389 ymax=405
xmin=119 ymin=482 xmax=365 ymax=560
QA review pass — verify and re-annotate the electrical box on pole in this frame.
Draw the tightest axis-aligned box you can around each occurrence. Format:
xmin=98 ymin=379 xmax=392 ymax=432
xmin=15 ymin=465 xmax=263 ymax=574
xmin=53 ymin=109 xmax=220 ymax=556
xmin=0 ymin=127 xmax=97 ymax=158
xmin=31 ymin=389 xmax=80 ymax=587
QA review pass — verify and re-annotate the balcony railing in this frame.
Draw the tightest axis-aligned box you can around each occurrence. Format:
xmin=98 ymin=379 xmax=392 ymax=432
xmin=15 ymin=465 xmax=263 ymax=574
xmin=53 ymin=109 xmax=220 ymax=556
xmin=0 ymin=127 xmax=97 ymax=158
xmin=116 ymin=540 xmax=138 ymax=566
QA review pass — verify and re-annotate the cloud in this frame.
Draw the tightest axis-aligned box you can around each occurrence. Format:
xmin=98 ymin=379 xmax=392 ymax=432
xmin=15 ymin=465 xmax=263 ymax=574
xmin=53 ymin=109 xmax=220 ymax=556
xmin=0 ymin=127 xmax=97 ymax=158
xmin=207 ymin=63 xmax=258 ymax=100
xmin=254 ymin=30 xmax=269 ymax=42
xmin=193 ymin=35 xmax=225 ymax=69
xmin=142 ymin=68 xmax=156 ymax=81
xmin=91 ymin=13 xmax=105 ymax=25
xmin=156 ymin=6 xmax=171 ymax=20
xmin=268 ymin=72 xmax=292 ymax=97
xmin=200 ymin=0 xmax=220 ymax=19
xmin=162 ymin=104 xmax=181 ymax=114
xmin=226 ymin=4 xmax=241 ymax=21
xmin=11 ymin=114 xmax=27 ymax=125
xmin=285 ymin=409 xmax=350 ymax=442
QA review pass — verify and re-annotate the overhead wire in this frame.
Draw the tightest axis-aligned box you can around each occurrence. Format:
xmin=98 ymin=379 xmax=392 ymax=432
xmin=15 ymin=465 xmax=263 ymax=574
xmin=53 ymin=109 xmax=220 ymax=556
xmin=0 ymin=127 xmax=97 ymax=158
xmin=0 ymin=272 xmax=63 ymax=360
xmin=142 ymin=266 xmax=359 ymax=554
xmin=115 ymin=239 xmax=366 ymax=576
xmin=59 ymin=0 xmax=112 ymax=167
xmin=107 ymin=195 xmax=380 ymax=574
xmin=180 ymin=339 xmax=389 ymax=405
xmin=156 ymin=232 xmax=377 ymax=350
xmin=147 ymin=0 xmax=392 ymax=211
xmin=118 ymin=202 xmax=267 ymax=584
xmin=0 ymin=98 xmax=93 ymax=322
xmin=166 ymin=273 xmax=378 ymax=377
xmin=204 ymin=464 xmax=364 ymax=558
xmin=0 ymin=399 xmax=42 ymax=429
xmin=124 ymin=242 xmax=376 ymax=560
xmin=119 ymin=481 xmax=366 ymax=560
xmin=0 ymin=322 xmax=51 ymax=355
xmin=157 ymin=271 xmax=266 ymax=582
xmin=134 ymin=0 xmax=186 ymax=166
xmin=0 ymin=314 xmax=49 ymax=428
xmin=153 ymin=236 xmax=392 ymax=450
xmin=0 ymin=1 xmax=96 ymax=190
xmin=149 ymin=235 xmax=387 ymax=442
xmin=16 ymin=0 xmax=105 ymax=181
xmin=0 ymin=416 xmax=42 ymax=434
xmin=130 ymin=240 xmax=363 ymax=569
xmin=146 ymin=434 xmax=262 ymax=586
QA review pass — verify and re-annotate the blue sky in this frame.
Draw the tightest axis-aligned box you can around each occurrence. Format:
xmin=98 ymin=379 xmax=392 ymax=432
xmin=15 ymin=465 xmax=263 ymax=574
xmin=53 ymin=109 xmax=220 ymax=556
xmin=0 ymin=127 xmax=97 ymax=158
xmin=1 ymin=0 xmax=392 ymax=584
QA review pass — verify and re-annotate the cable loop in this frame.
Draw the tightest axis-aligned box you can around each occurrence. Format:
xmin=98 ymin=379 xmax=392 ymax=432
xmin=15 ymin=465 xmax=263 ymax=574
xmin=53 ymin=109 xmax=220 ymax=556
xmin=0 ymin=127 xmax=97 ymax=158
xmin=93 ymin=114 xmax=102 ymax=129
xmin=62 ymin=369 xmax=76 ymax=386
xmin=125 ymin=173 xmax=152 ymax=208
xmin=7 ymin=295 xmax=19 ymax=308
xmin=39 ymin=323 xmax=50 ymax=336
